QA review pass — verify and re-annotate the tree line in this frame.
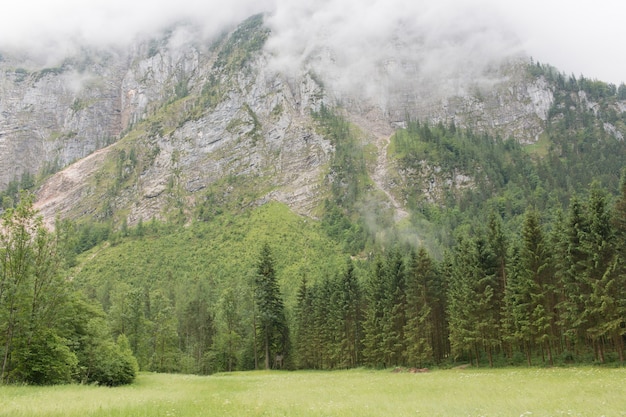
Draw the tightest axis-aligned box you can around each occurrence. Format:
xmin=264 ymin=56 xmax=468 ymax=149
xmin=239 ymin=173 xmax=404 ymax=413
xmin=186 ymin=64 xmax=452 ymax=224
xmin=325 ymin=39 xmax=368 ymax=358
xmin=48 ymin=176 xmax=626 ymax=375
xmin=291 ymin=179 xmax=626 ymax=369
xmin=103 ymin=177 xmax=624 ymax=373
xmin=2 ymin=180 xmax=625 ymax=383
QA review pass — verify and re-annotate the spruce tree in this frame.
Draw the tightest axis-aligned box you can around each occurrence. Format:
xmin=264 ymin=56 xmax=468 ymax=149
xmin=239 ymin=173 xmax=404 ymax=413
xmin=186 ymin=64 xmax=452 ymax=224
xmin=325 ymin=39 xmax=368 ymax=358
xmin=404 ymin=247 xmax=436 ymax=367
xmin=338 ymin=259 xmax=362 ymax=368
xmin=503 ymin=243 xmax=534 ymax=365
xmin=521 ymin=207 xmax=554 ymax=364
xmin=609 ymin=171 xmax=626 ymax=362
xmin=294 ymin=275 xmax=315 ymax=368
xmin=362 ymin=257 xmax=387 ymax=367
xmin=447 ymin=236 xmax=482 ymax=364
xmin=583 ymin=185 xmax=617 ymax=362
xmin=558 ymin=196 xmax=590 ymax=352
xmin=382 ymin=249 xmax=406 ymax=367
xmin=253 ymin=243 xmax=287 ymax=370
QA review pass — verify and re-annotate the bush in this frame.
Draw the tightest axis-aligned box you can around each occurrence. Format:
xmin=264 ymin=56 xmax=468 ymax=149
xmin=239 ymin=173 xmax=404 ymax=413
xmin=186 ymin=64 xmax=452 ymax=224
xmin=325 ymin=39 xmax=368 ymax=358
xmin=86 ymin=335 xmax=138 ymax=386
xmin=11 ymin=330 xmax=78 ymax=385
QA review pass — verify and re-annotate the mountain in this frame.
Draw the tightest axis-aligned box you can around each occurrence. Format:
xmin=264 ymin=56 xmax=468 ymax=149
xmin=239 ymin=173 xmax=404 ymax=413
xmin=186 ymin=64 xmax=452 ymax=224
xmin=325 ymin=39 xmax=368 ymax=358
xmin=2 ymin=13 xmax=626 ymax=376
xmin=2 ymin=13 xmax=615 ymax=233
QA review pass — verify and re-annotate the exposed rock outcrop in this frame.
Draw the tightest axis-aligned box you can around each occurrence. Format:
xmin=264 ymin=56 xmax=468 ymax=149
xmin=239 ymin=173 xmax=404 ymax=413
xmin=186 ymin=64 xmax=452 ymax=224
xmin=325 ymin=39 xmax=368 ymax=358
xmin=2 ymin=16 xmax=618 ymax=228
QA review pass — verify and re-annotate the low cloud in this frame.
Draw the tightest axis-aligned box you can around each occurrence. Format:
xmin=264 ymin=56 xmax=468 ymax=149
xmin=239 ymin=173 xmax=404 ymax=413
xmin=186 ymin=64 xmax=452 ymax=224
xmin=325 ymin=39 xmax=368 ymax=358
xmin=0 ymin=0 xmax=622 ymax=85
xmin=265 ymin=0 xmax=523 ymax=108
xmin=0 ymin=0 xmax=274 ymax=64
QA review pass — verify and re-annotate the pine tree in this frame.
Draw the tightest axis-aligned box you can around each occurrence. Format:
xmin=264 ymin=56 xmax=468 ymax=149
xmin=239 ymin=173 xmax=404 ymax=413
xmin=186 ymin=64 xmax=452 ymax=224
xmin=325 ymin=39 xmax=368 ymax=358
xmin=404 ymin=247 xmax=436 ymax=367
xmin=521 ymin=207 xmax=555 ymax=364
xmin=558 ymin=196 xmax=590 ymax=353
xmin=447 ymin=236 xmax=482 ymax=364
xmin=487 ymin=211 xmax=508 ymax=304
xmin=321 ymin=275 xmax=342 ymax=368
xmin=583 ymin=185 xmax=615 ymax=362
xmin=548 ymin=208 xmax=568 ymax=356
xmin=475 ymin=235 xmax=501 ymax=367
xmin=253 ymin=243 xmax=287 ymax=370
xmin=609 ymin=171 xmax=626 ymax=362
xmin=382 ymin=249 xmax=406 ymax=367
xmin=294 ymin=275 xmax=315 ymax=368
xmin=503 ymin=243 xmax=534 ymax=365
xmin=362 ymin=257 xmax=387 ymax=367
xmin=338 ymin=259 xmax=362 ymax=368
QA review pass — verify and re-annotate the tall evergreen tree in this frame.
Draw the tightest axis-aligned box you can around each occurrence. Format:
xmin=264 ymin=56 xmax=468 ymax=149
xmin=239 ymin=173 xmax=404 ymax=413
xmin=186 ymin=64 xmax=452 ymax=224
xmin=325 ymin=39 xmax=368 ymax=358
xmin=447 ymin=233 xmax=500 ymax=366
xmin=338 ymin=259 xmax=363 ymax=368
xmin=475 ymin=235 xmax=501 ymax=367
xmin=502 ymin=243 xmax=532 ymax=365
xmin=447 ymin=236 xmax=482 ymax=364
xmin=253 ymin=243 xmax=287 ymax=370
xmin=558 ymin=196 xmax=590 ymax=352
xmin=404 ymin=247 xmax=436 ymax=367
xmin=362 ymin=257 xmax=387 ymax=367
xmin=583 ymin=185 xmax=617 ymax=362
xmin=294 ymin=275 xmax=315 ymax=369
xmin=382 ymin=249 xmax=407 ymax=367
xmin=609 ymin=171 xmax=626 ymax=362
xmin=521 ymin=207 xmax=555 ymax=364
xmin=548 ymin=208 xmax=568 ymax=356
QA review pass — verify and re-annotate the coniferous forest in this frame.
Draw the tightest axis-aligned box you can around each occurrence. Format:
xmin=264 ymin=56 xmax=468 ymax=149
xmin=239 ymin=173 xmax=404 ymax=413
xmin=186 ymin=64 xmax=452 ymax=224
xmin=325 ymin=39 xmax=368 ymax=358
xmin=2 ymin=62 xmax=626 ymax=384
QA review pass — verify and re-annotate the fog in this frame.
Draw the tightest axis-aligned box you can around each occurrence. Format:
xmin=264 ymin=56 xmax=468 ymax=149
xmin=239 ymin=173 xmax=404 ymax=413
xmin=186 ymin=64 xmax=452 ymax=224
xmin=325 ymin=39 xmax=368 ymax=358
xmin=0 ymin=0 xmax=273 ymax=64
xmin=0 ymin=0 xmax=623 ymax=84
xmin=265 ymin=0 xmax=523 ymax=104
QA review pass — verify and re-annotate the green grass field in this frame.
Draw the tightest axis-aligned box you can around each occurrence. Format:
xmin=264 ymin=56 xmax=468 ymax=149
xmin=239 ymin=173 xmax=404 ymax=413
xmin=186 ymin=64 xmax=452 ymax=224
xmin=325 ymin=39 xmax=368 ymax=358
xmin=2 ymin=368 xmax=625 ymax=417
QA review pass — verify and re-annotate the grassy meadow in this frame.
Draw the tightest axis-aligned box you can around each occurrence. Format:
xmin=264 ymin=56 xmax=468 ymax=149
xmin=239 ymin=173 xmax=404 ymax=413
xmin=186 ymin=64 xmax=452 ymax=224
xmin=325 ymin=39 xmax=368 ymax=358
xmin=2 ymin=368 xmax=626 ymax=417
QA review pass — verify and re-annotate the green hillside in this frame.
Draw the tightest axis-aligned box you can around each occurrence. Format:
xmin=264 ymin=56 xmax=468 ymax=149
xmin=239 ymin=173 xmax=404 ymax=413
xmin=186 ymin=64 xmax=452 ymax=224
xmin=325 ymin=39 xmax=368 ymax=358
xmin=70 ymin=201 xmax=349 ymax=373
xmin=2 ymin=15 xmax=626 ymax=385
xmin=74 ymin=201 xmax=346 ymax=308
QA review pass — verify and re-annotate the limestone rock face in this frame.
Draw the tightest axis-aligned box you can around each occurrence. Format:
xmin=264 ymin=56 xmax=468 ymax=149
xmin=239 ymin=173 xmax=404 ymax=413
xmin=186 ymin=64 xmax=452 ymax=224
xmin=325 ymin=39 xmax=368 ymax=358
xmin=0 ymin=17 xmax=618 ymax=227
xmin=0 ymin=52 xmax=127 ymax=184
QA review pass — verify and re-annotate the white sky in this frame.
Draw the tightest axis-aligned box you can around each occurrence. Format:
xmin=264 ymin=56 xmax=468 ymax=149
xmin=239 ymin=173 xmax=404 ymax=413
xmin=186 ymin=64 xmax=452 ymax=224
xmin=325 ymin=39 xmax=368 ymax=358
xmin=0 ymin=0 xmax=623 ymax=85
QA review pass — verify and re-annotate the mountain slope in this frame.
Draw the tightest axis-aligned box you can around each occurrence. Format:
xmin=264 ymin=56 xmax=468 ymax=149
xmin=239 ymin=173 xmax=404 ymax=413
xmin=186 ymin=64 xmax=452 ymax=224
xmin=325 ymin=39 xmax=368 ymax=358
xmin=3 ymin=13 xmax=626 ymax=374
xmin=13 ymin=15 xmax=568 ymax=229
xmin=0 ymin=14 xmax=621 ymax=244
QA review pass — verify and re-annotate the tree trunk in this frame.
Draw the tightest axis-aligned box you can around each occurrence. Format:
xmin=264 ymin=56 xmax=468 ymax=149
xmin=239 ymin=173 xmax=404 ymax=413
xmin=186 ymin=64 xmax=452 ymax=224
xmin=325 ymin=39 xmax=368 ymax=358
xmin=546 ymin=341 xmax=553 ymax=366
xmin=474 ymin=344 xmax=480 ymax=367
xmin=264 ymin=328 xmax=270 ymax=370
xmin=252 ymin=306 xmax=258 ymax=370
xmin=1 ymin=322 xmax=14 ymax=383
xmin=614 ymin=333 xmax=624 ymax=364
xmin=1 ymin=334 xmax=11 ymax=383
xmin=597 ymin=339 xmax=605 ymax=364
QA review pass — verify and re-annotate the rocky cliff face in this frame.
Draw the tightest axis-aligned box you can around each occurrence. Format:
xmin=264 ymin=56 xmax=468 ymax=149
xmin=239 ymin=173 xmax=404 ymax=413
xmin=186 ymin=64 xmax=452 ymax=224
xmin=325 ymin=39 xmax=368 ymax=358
xmin=33 ymin=16 xmax=333 ymax=226
xmin=0 ymin=51 xmax=127 ymax=184
xmin=1 ymin=15 xmax=619 ymax=227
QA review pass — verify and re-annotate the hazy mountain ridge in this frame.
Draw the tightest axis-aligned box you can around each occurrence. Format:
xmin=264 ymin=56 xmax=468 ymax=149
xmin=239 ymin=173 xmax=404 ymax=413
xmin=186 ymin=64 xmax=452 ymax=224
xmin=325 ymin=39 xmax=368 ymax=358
xmin=4 ymin=13 xmax=626 ymax=379
xmin=0 ymin=14 xmax=622 ymax=228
